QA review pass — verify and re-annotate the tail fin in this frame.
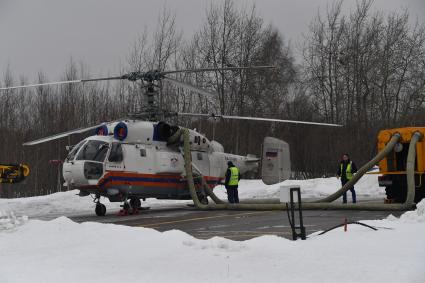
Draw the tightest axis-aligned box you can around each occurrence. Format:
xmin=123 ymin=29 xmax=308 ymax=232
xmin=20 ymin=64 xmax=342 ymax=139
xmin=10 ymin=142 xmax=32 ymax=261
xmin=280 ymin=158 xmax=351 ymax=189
xmin=261 ymin=137 xmax=291 ymax=185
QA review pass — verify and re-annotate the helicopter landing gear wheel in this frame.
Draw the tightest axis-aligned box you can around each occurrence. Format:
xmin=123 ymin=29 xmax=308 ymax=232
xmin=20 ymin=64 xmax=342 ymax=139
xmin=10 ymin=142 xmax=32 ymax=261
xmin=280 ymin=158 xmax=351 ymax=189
xmin=130 ymin=197 xmax=141 ymax=214
xmin=95 ymin=203 xmax=106 ymax=216
xmin=119 ymin=198 xmax=146 ymax=216
xmin=130 ymin=198 xmax=141 ymax=209
xmin=119 ymin=200 xmax=132 ymax=216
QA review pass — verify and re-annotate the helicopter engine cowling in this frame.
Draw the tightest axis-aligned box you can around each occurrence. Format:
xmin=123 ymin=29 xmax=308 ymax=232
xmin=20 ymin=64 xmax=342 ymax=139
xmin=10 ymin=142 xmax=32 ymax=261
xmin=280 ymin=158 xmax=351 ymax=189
xmin=128 ymin=121 xmax=152 ymax=143
xmin=187 ymin=129 xmax=211 ymax=152
xmin=155 ymin=121 xmax=172 ymax=140
xmin=210 ymin=140 xmax=224 ymax=152
xmin=104 ymin=120 xmax=180 ymax=144
xmin=92 ymin=120 xmax=152 ymax=142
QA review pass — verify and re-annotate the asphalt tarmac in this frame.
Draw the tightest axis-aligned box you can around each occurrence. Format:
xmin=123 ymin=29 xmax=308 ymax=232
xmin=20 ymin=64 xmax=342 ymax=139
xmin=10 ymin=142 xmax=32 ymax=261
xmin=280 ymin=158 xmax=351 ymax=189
xmin=66 ymin=203 xmax=402 ymax=241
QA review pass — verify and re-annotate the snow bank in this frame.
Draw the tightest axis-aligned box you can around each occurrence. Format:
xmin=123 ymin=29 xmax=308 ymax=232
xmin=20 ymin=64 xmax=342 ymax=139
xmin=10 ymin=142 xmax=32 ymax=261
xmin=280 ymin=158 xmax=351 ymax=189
xmin=0 ymin=204 xmax=424 ymax=283
xmin=214 ymin=174 xmax=384 ymax=200
xmin=399 ymin=199 xmax=425 ymax=223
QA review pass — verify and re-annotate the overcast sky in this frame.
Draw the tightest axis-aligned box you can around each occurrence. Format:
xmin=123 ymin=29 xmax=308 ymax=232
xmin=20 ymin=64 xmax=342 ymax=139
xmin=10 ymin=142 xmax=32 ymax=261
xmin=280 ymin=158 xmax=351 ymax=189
xmin=1 ymin=0 xmax=424 ymax=81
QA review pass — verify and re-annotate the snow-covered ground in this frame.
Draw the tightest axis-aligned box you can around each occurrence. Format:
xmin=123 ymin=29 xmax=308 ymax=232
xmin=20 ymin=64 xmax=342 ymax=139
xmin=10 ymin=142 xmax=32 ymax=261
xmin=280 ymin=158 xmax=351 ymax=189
xmin=0 ymin=174 xmax=384 ymax=218
xmin=0 ymin=199 xmax=424 ymax=282
xmin=1 ymin=175 xmax=423 ymax=282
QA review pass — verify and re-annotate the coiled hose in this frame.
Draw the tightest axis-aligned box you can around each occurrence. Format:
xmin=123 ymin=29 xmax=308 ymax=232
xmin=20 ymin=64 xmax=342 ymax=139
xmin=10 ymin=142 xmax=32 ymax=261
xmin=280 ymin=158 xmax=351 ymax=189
xmin=177 ymin=128 xmax=420 ymax=211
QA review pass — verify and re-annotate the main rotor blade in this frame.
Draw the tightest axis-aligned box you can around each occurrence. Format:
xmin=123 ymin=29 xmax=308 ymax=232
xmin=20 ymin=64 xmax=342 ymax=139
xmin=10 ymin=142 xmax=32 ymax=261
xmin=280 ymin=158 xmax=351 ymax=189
xmin=0 ymin=80 xmax=82 ymax=91
xmin=178 ymin=113 xmax=343 ymax=127
xmin=0 ymin=75 xmax=124 ymax=91
xmin=163 ymin=77 xmax=218 ymax=97
xmin=23 ymin=124 xmax=103 ymax=146
xmin=80 ymin=75 xmax=124 ymax=82
xmin=162 ymin=65 xmax=276 ymax=75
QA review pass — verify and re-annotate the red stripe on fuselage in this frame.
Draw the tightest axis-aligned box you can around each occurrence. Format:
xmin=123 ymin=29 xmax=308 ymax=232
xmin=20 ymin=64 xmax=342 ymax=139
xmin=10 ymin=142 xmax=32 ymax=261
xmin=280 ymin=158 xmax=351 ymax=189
xmin=81 ymin=171 xmax=222 ymax=191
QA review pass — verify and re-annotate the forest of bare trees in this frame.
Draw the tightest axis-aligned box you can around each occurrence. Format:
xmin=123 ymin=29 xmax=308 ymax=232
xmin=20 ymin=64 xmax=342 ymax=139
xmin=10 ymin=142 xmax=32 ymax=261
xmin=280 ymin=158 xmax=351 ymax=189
xmin=1 ymin=0 xmax=424 ymax=197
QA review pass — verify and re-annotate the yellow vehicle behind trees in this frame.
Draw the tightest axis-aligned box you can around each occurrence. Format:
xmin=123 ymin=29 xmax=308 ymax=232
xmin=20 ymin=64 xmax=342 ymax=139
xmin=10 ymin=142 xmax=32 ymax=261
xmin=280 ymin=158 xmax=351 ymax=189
xmin=375 ymin=127 xmax=425 ymax=203
xmin=0 ymin=164 xmax=30 ymax=184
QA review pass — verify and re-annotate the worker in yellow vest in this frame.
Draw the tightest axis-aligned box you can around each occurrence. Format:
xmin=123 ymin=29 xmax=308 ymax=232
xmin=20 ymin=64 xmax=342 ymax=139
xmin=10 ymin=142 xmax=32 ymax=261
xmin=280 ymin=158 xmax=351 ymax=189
xmin=225 ymin=161 xmax=241 ymax=203
xmin=337 ymin=153 xmax=357 ymax=203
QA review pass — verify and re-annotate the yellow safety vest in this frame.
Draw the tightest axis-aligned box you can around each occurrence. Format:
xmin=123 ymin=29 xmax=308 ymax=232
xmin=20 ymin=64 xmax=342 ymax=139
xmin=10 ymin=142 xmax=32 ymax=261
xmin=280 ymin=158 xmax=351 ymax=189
xmin=228 ymin=167 xmax=239 ymax=186
xmin=341 ymin=162 xmax=353 ymax=180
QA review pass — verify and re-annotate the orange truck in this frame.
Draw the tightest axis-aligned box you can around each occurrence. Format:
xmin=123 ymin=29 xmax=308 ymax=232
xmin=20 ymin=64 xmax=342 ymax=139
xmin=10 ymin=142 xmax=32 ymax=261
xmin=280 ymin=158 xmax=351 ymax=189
xmin=375 ymin=127 xmax=425 ymax=203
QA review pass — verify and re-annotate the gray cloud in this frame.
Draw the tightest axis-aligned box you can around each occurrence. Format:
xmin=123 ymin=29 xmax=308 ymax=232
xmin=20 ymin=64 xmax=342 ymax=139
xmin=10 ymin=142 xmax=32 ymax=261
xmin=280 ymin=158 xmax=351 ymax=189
xmin=0 ymin=0 xmax=423 ymax=81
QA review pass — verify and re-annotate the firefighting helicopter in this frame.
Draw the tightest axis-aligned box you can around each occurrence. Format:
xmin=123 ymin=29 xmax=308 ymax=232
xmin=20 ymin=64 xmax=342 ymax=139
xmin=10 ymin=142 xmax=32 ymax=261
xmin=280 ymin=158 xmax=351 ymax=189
xmin=0 ymin=66 xmax=341 ymax=216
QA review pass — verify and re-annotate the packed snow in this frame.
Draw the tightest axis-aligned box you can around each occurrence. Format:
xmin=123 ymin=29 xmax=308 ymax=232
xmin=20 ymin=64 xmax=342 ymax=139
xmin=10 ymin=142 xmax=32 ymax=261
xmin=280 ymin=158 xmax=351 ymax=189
xmin=0 ymin=174 xmax=384 ymax=218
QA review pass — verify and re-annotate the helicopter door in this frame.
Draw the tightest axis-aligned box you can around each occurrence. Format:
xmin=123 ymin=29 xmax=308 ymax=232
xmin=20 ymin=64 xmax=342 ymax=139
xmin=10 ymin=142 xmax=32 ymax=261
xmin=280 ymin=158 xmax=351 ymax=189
xmin=192 ymin=151 xmax=210 ymax=176
xmin=261 ymin=137 xmax=291 ymax=185
xmin=105 ymin=142 xmax=124 ymax=171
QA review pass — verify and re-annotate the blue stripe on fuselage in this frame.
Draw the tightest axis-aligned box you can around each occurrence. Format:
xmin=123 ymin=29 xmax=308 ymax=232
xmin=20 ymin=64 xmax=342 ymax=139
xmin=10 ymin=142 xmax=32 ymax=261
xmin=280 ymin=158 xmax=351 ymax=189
xmin=98 ymin=175 xmax=219 ymax=189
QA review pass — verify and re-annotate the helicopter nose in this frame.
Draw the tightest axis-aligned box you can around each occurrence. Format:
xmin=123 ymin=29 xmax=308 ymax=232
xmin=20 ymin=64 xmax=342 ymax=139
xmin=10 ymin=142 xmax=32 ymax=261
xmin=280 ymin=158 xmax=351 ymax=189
xmin=63 ymin=161 xmax=85 ymax=186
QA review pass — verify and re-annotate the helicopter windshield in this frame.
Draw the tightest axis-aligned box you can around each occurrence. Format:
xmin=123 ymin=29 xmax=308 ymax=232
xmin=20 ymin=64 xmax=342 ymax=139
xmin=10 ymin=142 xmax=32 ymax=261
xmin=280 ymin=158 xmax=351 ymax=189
xmin=76 ymin=140 xmax=109 ymax=162
xmin=66 ymin=140 xmax=86 ymax=161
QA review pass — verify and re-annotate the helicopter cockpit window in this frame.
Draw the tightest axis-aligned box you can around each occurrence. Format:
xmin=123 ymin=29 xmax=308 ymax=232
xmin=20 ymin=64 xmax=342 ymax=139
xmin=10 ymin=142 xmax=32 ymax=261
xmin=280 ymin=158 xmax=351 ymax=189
xmin=108 ymin=143 xmax=123 ymax=162
xmin=76 ymin=140 xmax=109 ymax=162
xmin=66 ymin=140 xmax=86 ymax=161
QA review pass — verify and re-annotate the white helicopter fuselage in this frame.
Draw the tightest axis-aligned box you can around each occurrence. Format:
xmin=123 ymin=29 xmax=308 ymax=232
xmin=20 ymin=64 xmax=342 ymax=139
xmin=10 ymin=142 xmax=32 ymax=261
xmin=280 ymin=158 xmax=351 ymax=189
xmin=0 ymin=64 xmax=318 ymax=215
xmin=62 ymin=120 xmax=258 ymax=202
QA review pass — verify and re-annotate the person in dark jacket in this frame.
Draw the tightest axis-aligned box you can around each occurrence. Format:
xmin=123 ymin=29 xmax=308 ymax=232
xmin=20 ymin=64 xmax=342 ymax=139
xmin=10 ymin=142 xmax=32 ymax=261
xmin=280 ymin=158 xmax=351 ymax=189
xmin=225 ymin=161 xmax=241 ymax=203
xmin=337 ymin=153 xmax=357 ymax=203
